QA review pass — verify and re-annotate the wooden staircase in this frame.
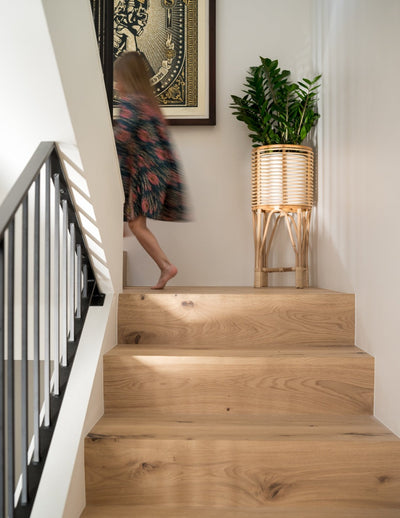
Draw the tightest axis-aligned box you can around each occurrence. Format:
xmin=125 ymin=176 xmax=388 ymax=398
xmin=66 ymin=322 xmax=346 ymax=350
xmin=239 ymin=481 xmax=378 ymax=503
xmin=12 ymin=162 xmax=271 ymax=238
xmin=81 ymin=287 xmax=400 ymax=517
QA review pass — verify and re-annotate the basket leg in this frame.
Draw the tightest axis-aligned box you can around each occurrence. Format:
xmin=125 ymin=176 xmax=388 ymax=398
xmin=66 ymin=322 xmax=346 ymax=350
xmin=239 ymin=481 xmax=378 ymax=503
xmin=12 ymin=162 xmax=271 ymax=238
xmin=295 ymin=267 xmax=304 ymax=288
xmin=253 ymin=209 xmax=267 ymax=288
xmin=295 ymin=209 xmax=311 ymax=289
xmin=254 ymin=270 xmax=267 ymax=288
xmin=303 ymin=210 xmax=311 ymax=288
xmin=304 ymin=267 xmax=309 ymax=288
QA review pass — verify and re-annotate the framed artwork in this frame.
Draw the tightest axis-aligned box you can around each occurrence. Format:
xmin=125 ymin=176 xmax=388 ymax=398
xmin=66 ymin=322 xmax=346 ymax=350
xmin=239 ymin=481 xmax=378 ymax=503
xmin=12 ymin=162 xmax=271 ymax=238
xmin=113 ymin=0 xmax=216 ymax=125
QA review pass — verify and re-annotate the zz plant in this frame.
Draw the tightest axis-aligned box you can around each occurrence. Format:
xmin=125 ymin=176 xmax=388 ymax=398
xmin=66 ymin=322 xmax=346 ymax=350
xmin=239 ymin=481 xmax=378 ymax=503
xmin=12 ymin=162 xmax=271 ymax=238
xmin=230 ymin=57 xmax=321 ymax=147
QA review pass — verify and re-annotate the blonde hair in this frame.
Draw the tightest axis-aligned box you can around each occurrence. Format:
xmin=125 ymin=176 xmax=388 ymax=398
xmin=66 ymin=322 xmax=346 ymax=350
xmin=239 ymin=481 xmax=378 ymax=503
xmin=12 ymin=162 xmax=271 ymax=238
xmin=114 ymin=52 xmax=160 ymax=110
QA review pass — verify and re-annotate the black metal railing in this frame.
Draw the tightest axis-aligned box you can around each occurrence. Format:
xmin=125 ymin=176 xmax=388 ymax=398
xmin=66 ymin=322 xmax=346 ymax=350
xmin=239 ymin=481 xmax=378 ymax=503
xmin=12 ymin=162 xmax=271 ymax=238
xmin=90 ymin=0 xmax=114 ymax=116
xmin=0 ymin=142 xmax=103 ymax=517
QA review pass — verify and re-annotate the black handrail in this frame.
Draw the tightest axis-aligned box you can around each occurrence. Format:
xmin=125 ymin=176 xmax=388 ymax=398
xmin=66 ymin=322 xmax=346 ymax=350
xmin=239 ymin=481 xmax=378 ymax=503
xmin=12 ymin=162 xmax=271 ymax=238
xmin=0 ymin=142 xmax=103 ymax=517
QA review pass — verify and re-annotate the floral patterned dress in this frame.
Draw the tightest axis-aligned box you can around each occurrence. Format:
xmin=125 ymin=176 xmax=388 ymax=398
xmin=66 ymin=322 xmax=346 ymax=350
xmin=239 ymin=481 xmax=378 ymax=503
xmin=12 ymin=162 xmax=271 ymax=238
xmin=114 ymin=93 xmax=189 ymax=222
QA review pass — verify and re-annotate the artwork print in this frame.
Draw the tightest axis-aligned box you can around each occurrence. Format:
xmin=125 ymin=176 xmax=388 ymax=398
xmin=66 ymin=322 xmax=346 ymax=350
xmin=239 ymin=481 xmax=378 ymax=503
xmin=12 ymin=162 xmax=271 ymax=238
xmin=114 ymin=0 xmax=198 ymax=111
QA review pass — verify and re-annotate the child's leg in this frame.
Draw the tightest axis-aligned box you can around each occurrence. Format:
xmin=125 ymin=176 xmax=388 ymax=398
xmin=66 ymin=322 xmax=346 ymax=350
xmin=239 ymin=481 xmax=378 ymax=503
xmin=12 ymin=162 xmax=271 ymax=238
xmin=128 ymin=215 xmax=177 ymax=289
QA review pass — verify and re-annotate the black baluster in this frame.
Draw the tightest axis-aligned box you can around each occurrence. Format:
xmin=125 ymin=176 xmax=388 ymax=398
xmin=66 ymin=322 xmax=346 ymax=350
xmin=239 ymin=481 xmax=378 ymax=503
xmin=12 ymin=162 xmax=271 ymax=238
xmin=7 ymin=219 xmax=15 ymax=518
xmin=69 ymin=223 xmax=75 ymax=342
xmin=21 ymin=196 xmax=29 ymax=505
xmin=33 ymin=177 xmax=40 ymax=464
xmin=0 ymin=236 xmax=5 ymax=517
xmin=61 ymin=200 xmax=68 ymax=367
xmin=53 ymin=173 xmax=60 ymax=396
xmin=76 ymin=245 xmax=82 ymax=320
xmin=44 ymin=160 xmax=50 ymax=427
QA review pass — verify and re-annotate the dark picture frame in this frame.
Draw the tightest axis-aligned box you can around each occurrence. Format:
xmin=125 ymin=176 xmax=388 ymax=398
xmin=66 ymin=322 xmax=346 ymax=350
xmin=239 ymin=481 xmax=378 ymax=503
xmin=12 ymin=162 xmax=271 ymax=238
xmin=168 ymin=0 xmax=216 ymax=125
xmin=91 ymin=0 xmax=215 ymax=125
xmin=113 ymin=0 xmax=216 ymax=126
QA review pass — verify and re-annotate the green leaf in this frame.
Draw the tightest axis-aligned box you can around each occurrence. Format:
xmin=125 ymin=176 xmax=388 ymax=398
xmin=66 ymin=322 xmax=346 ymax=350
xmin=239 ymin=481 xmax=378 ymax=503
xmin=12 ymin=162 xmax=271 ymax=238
xmin=230 ymin=57 xmax=321 ymax=144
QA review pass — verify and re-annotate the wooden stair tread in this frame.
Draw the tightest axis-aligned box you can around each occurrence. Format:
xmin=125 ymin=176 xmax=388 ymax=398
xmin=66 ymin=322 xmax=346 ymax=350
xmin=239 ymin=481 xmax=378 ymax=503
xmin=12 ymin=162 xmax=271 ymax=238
xmin=122 ymin=286 xmax=345 ymax=295
xmin=107 ymin=344 xmax=369 ymax=358
xmin=88 ymin=414 xmax=397 ymax=442
xmin=81 ymin=504 xmax=400 ymax=517
xmin=118 ymin=287 xmax=355 ymax=347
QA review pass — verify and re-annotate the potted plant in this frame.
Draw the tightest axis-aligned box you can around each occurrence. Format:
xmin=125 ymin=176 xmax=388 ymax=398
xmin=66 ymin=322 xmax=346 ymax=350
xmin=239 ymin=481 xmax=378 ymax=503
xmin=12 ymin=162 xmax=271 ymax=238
xmin=230 ymin=57 xmax=321 ymax=288
xmin=230 ymin=57 xmax=320 ymax=147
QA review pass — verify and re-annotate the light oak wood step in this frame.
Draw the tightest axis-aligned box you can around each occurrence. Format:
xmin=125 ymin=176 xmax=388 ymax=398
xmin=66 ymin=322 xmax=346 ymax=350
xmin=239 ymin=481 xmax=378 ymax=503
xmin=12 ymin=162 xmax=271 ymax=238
xmin=81 ymin=504 xmax=400 ymax=517
xmin=84 ymin=414 xmax=400 ymax=508
xmin=87 ymin=414 xmax=398 ymax=442
xmin=107 ymin=344 xmax=366 ymax=357
xmin=118 ymin=287 xmax=354 ymax=347
xmin=104 ymin=345 xmax=373 ymax=416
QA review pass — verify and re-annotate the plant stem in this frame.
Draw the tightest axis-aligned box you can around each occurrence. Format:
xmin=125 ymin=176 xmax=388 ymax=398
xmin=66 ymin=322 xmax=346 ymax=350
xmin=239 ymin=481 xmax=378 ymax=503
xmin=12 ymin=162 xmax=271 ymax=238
xmin=297 ymin=91 xmax=310 ymax=138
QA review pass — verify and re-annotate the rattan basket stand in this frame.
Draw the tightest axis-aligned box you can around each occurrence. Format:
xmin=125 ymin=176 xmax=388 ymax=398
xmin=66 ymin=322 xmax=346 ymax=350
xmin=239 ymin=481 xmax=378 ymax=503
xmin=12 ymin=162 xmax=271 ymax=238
xmin=252 ymin=145 xmax=314 ymax=288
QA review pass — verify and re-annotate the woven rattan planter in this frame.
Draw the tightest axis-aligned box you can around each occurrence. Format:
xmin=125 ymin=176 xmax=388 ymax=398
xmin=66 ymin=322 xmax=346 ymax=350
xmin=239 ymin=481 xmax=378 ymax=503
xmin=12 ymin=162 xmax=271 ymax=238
xmin=251 ymin=144 xmax=314 ymax=210
xmin=251 ymin=144 xmax=314 ymax=289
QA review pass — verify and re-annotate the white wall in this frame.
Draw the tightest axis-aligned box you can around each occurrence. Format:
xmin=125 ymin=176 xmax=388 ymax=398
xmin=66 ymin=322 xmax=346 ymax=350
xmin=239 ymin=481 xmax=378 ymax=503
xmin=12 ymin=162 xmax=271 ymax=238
xmin=125 ymin=0 xmax=316 ymax=287
xmin=0 ymin=0 xmax=124 ymax=294
xmin=314 ymin=0 xmax=400 ymax=436
xmin=0 ymin=1 xmax=71 ymax=197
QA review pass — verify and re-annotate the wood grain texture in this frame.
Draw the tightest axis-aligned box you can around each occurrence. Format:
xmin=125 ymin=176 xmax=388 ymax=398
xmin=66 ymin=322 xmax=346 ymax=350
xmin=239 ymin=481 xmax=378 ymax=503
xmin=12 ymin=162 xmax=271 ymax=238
xmin=108 ymin=344 xmax=366 ymax=357
xmin=81 ymin=505 xmax=400 ymax=518
xmin=85 ymin=434 xmax=400 ymax=507
xmin=88 ymin=414 xmax=398 ymax=443
xmin=104 ymin=346 xmax=374 ymax=416
xmin=83 ymin=286 xmax=400 ymax=515
xmin=118 ymin=288 xmax=355 ymax=347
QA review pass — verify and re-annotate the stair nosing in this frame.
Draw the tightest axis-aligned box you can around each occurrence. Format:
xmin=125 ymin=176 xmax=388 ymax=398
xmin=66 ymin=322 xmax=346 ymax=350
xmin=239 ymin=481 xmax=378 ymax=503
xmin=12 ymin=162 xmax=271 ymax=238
xmin=105 ymin=344 xmax=371 ymax=359
xmin=87 ymin=414 xmax=397 ymax=443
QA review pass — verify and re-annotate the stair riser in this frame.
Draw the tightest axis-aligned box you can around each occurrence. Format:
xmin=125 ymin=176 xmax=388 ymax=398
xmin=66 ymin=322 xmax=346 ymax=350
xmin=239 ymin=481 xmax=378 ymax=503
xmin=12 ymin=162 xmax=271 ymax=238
xmin=85 ymin=438 xmax=400 ymax=507
xmin=104 ymin=355 xmax=374 ymax=416
xmin=118 ymin=292 xmax=355 ymax=346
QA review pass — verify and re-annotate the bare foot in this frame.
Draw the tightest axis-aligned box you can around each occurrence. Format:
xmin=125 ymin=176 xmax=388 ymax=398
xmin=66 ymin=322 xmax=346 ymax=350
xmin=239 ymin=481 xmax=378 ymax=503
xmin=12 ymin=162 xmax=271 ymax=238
xmin=151 ymin=264 xmax=178 ymax=290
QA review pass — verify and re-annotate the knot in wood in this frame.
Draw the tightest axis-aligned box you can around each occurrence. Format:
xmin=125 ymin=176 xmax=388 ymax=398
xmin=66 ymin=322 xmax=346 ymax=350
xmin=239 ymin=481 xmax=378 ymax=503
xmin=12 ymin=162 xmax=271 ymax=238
xmin=181 ymin=300 xmax=194 ymax=308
